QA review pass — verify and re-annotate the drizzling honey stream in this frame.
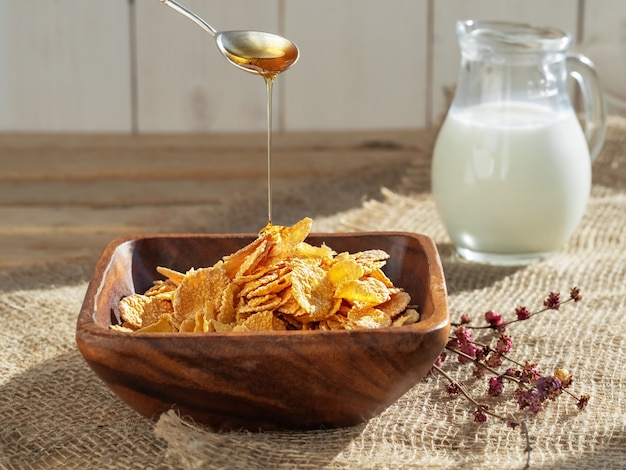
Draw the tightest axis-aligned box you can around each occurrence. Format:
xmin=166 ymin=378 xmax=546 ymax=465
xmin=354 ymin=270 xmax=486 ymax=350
xmin=219 ymin=38 xmax=299 ymax=225
xmin=160 ymin=0 xmax=300 ymax=225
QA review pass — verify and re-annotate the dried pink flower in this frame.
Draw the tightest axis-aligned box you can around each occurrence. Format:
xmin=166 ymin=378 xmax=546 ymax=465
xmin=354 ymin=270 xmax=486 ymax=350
xmin=474 ymin=409 xmax=488 ymax=422
xmin=577 ymin=394 xmax=590 ymax=410
xmin=488 ymin=376 xmax=505 ymax=396
xmin=454 ymin=326 xmax=477 ymax=363
xmin=520 ymin=361 xmax=541 ymax=385
xmin=485 ymin=310 xmax=506 ymax=330
xmin=504 ymin=368 xmax=521 ymax=379
xmin=515 ymin=389 xmax=544 ymax=414
xmin=536 ymin=375 xmax=563 ymax=401
xmin=485 ymin=352 xmax=503 ymax=368
xmin=496 ymin=334 xmax=513 ymax=354
xmin=543 ymin=291 xmax=561 ymax=310
xmin=454 ymin=325 xmax=472 ymax=343
xmin=515 ymin=306 xmax=531 ymax=321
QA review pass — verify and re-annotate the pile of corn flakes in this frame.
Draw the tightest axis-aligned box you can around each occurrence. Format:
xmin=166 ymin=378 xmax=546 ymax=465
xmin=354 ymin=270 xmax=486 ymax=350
xmin=112 ymin=217 xmax=419 ymax=333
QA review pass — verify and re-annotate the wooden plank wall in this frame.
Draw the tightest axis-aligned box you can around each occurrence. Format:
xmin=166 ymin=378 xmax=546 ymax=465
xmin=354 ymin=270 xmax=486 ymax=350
xmin=0 ymin=0 xmax=623 ymax=133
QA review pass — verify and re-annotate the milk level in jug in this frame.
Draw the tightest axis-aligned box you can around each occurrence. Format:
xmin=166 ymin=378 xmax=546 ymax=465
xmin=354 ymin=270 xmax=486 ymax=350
xmin=432 ymin=101 xmax=591 ymax=264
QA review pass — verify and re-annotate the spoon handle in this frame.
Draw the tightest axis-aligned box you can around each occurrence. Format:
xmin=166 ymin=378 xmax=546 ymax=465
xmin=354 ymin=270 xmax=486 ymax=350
xmin=160 ymin=0 xmax=217 ymax=37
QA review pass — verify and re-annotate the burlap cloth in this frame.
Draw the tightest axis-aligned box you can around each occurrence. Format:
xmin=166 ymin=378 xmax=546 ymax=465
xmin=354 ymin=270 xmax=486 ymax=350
xmin=2 ymin=119 xmax=625 ymax=469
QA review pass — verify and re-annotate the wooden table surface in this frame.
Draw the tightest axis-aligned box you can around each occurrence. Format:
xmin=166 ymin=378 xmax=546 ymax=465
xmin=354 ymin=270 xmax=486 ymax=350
xmin=0 ymin=130 xmax=432 ymax=268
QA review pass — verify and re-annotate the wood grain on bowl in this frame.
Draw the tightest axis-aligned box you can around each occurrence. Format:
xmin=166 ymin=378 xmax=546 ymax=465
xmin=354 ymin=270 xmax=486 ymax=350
xmin=76 ymin=232 xmax=449 ymax=431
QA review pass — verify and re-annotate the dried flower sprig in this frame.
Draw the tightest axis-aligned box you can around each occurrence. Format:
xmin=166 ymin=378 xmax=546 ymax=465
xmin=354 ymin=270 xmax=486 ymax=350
xmin=432 ymin=287 xmax=589 ymax=468
xmin=452 ymin=286 xmax=582 ymax=331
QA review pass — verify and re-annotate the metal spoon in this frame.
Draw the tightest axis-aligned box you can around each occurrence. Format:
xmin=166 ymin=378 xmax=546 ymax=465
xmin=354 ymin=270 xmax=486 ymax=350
xmin=160 ymin=0 xmax=299 ymax=77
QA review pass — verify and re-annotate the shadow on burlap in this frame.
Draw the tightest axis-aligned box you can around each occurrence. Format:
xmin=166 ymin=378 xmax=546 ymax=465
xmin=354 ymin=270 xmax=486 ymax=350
xmin=1 ymin=118 xmax=626 ymax=469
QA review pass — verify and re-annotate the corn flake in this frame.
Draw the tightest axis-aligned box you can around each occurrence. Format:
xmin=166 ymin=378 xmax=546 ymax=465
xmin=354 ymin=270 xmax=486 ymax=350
xmin=172 ymin=266 xmax=232 ymax=327
xmin=347 ymin=306 xmax=392 ymax=329
xmin=119 ymin=294 xmax=174 ymax=330
xmin=327 ymin=258 xmax=364 ymax=285
xmin=289 ymin=258 xmax=335 ymax=321
xmin=334 ymin=277 xmax=391 ymax=308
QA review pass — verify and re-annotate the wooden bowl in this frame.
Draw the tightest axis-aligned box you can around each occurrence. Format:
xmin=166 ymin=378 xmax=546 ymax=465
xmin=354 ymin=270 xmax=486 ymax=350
xmin=76 ymin=232 xmax=449 ymax=431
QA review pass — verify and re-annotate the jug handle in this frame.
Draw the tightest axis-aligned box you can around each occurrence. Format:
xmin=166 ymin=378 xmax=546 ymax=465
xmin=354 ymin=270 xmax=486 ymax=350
xmin=566 ymin=54 xmax=607 ymax=162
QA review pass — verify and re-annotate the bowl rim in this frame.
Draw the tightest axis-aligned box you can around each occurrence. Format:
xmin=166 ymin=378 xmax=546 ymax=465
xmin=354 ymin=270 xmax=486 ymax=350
xmin=76 ymin=231 xmax=449 ymax=340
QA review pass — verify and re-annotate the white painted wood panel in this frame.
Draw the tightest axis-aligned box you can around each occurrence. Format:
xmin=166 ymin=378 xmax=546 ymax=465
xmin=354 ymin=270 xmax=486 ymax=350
xmin=134 ymin=0 xmax=280 ymax=133
xmin=0 ymin=0 xmax=131 ymax=132
xmin=578 ymin=0 xmax=626 ymax=116
xmin=430 ymin=0 xmax=580 ymax=126
xmin=0 ymin=1 xmax=624 ymax=133
xmin=282 ymin=0 xmax=428 ymax=131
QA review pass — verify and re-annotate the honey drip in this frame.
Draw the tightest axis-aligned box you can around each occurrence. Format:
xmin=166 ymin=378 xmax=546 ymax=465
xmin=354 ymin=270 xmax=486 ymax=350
xmin=221 ymin=37 xmax=298 ymax=225
xmin=264 ymin=76 xmax=274 ymax=225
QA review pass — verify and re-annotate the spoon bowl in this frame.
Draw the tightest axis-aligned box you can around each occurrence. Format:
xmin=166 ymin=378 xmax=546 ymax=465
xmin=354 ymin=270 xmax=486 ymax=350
xmin=216 ymin=30 xmax=299 ymax=77
xmin=161 ymin=0 xmax=299 ymax=77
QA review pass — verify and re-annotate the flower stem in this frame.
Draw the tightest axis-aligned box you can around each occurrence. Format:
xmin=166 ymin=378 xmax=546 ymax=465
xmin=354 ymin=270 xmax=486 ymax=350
xmin=432 ymin=364 xmax=532 ymax=467
xmin=446 ymin=345 xmax=523 ymax=385
xmin=432 ymin=364 xmax=520 ymax=424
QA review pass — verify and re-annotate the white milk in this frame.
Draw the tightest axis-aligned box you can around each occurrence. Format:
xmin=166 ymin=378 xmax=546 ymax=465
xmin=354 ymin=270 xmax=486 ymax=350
xmin=432 ymin=101 xmax=591 ymax=262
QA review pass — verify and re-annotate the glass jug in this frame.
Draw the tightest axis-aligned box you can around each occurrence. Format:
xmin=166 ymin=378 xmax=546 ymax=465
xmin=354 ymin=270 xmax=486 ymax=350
xmin=431 ymin=20 xmax=606 ymax=265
